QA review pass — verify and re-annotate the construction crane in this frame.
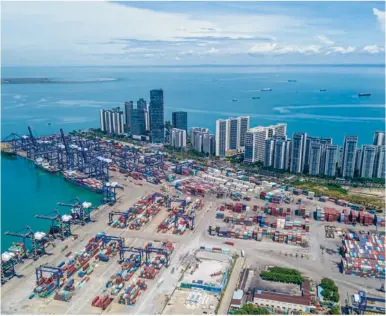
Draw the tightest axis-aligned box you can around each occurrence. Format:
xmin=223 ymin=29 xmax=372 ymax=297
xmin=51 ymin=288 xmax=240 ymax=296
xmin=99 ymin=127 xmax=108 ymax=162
xmin=57 ymin=198 xmax=92 ymax=226
xmin=4 ymin=226 xmax=47 ymax=260
xmin=35 ymin=210 xmax=71 ymax=240
xmin=35 ymin=265 xmax=63 ymax=289
xmin=145 ymin=247 xmax=170 ymax=267
xmin=119 ymin=246 xmax=144 ymax=264
xmin=174 ymin=213 xmax=195 ymax=230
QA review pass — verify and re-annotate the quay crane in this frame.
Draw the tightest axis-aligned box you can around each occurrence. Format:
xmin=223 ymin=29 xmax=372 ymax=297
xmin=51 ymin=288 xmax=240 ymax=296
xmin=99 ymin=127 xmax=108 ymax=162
xmin=1 ymin=254 xmax=16 ymax=285
xmin=35 ymin=210 xmax=71 ymax=240
xmin=119 ymin=246 xmax=144 ymax=264
xmin=35 ymin=265 xmax=63 ymax=289
xmin=103 ymin=182 xmax=124 ymax=205
xmin=4 ymin=226 xmax=47 ymax=260
xmin=57 ymin=198 xmax=93 ymax=226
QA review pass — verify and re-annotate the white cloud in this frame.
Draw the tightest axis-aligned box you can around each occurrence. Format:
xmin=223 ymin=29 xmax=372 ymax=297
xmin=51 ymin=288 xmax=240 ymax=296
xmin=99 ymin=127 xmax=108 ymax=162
xmin=362 ymin=45 xmax=384 ymax=54
xmin=203 ymin=47 xmax=219 ymax=54
xmin=373 ymin=8 xmax=385 ymax=32
xmin=327 ymin=46 xmax=356 ymax=54
xmin=315 ymin=35 xmax=334 ymax=45
xmin=248 ymin=43 xmax=277 ymax=54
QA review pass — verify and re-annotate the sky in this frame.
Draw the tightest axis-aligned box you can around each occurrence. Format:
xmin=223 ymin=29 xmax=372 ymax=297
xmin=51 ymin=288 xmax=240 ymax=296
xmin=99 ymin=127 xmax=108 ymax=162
xmin=1 ymin=1 xmax=385 ymax=66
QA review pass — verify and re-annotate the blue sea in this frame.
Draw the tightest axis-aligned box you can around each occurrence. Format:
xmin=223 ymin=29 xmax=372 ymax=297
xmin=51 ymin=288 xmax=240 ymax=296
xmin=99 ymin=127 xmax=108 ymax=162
xmin=1 ymin=65 xmax=385 ymax=249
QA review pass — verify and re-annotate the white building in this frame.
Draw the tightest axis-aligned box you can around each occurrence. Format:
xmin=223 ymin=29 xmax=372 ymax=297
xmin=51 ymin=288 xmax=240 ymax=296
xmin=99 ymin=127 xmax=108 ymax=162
xmin=373 ymin=131 xmax=385 ymax=146
xmin=190 ymin=127 xmax=208 ymax=147
xmin=100 ymin=107 xmax=124 ymax=135
xmin=244 ymin=123 xmax=287 ymax=163
xmin=309 ymin=143 xmax=322 ymax=176
xmin=215 ymin=116 xmax=251 ymax=157
xmin=373 ymin=145 xmax=385 ymax=179
xmin=171 ymin=128 xmax=186 ymax=148
xmin=342 ymin=136 xmax=358 ymax=178
xmin=322 ymin=144 xmax=338 ymax=177
xmin=290 ymin=132 xmax=307 ymax=173
xmin=203 ymin=133 xmax=216 ymax=155
xmin=360 ymin=145 xmax=376 ymax=178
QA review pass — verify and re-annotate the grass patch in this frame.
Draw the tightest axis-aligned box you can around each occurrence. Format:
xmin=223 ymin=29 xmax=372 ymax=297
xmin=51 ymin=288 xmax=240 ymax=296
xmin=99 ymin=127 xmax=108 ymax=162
xmin=260 ymin=266 xmax=304 ymax=285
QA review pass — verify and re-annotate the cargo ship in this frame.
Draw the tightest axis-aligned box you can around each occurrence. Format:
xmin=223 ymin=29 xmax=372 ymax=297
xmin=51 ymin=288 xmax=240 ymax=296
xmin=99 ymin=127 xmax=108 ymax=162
xmin=288 ymin=79 xmax=297 ymax=82
xmin=261 ymin=88 xmax=272 ymax=91
xmin=358 ymin=93 xmax=371 ymax=97
xmin=232 ymin=99 xmax=238 ymax=102
xmin=320 ymin=89 xmax=327 ymax=92
xmin=35 ymin=158 xmax=59 ymax=174
xmin=0 ymin=143 xmax=16 ymax=157
xmin=63 ymin=170 xmax=104 ymax=194
xmin=252 ymin=96 xmax=260 ymax=99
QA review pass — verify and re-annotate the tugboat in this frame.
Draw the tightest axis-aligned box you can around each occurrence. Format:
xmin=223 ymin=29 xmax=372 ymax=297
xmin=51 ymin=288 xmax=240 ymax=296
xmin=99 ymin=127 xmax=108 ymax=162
xmin=320 ymin=89 xmax=327 ymax=92
xmin=252 ymin=96 xmax=260 ymax=100
xmin=261 ymin=88 xmax=272 ymax=91
xmin=232 ymin=99 xmax=238 ymax=102
xmin=358 ymin=93 xmax=371 ymax=97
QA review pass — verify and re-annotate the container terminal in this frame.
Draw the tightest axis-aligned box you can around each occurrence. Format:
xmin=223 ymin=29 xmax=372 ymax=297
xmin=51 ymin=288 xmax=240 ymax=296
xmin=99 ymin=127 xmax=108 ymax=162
xmin=1 ymin=127 xmax=385 ymax=314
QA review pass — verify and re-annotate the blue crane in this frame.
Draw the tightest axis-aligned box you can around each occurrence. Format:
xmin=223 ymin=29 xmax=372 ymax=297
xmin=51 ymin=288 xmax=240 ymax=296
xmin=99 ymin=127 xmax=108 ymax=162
xmin=174 ymin=213 xmax=195 ymax=230
xmin=145 ymin=247 xmax=170 ymax=267
xmin=97 ymin=234 xmax=125 ymax=249
xmin=57 ymin=198 xmax=92 ymax=226
xmin=119 ymin=246 xmax=144 ymax=264
xmin=35 ymin=265 xmax=63 ymax=289
xmin=60 ymin=128 xmax=74 ymax=170
xmin=35 ymin=210 xmax=71 ymax=240
xmin=103 ymin=182 xmax=124 ymax=205
xmin=4 ymin=226 xmax=47 ymax=260
xmin=108 ymin=210 xmax=132 ymax=226
xmin=1 ymin=257 xmax=16 ymax=285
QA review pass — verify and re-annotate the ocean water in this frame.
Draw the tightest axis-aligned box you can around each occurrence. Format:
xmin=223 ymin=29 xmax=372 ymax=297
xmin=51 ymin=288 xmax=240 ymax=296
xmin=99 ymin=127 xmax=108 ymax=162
xmin=1 ymin=65 xmax=385 ymax=249
xmin=1 ymin=155 xmax=101 ymax=250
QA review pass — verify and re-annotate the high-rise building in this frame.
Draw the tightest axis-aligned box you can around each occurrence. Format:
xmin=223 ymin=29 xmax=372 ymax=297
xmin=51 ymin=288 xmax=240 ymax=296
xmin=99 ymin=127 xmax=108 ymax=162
xmin=172 ymin=112 xmax=188 ymax=133
xmin=100 ymin=107 xmax=125 ymax=135
xmin=149 ymin=89 xmax=164 ymax=143
xmin=373 ymin=131 xmax=385 ymax=146
xmin=170 ymin=128 xmax=186 ymax=148
xmin=337 ymin=146 xmax=343 ymax=170
xmin=342 ymin=136 xmax=358 ymax=178
xmin=124 ymin=101 xmax=133 ymax=132
xmin=194 ymin=133 xmax=204 ymax=152
xmin=215 ymin=116 xmax=251 ymax=156
xmin=203 ymin=133 xmax=216 ymax=155
xmin=190 ymin=127 xmax=208 ymax=147
xmin=264 ymin=139 xmax=275 ymax=167
xmin=355 ymin=148 xmax=362 ymax=175
xmin=309 ymin=143 xmax=322 ymax=176
xmin=272 ymin=137 xmax=290 ymax=170
xmin=137 ymin=98 xmax=147 ymax=111
xmin=360 ymin=145 xmax=377 ymax=178
xmin=290 ymin=132 xmax=307 ymax=173
xmin=215 ymin=120 xmax=228 ymax=157
xmin=130 ymin=104 xmax=147 ymax=137
xmin=243 ymin=123 xmax=287 ymax=163
xmin=373 ymin=145 xmax=385 ymax=179
xmin=322 ymin=144 xmax=338 ymax=177
xmin=304 ymin=137 xmax=332 ymax=173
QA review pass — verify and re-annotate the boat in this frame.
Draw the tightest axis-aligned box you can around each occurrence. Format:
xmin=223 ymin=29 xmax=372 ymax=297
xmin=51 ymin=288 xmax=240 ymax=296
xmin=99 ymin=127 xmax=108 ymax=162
xmin=232 ymin=99 xmax=238 ymax=102
xmin=252 ymin=97 xmax=260 ymax=100
xmin=63 ymin=170 xmax=103 ymax=194
xmin=0 ymin=143 xmax=16 ymax=157
xmin=320 ymin=89 xmax=327 ymax=92
xmin=358 ymin=93 xmax=371 ymax=97
xmin=261 ymin=88 xmax=272 ymax=91
xmin=35 ymin=158 xmax=59 ymax=174
xmin=288 ymin=80 xmax=297 ymax=82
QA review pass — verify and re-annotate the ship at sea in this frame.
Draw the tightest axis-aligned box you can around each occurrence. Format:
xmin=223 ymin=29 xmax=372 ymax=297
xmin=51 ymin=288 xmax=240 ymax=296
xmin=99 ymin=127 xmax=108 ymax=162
xmin=320 ymin=89 xmax=327 ymax=92
xmin=232 ymin=99 xmax=238 ymax=102
xmin=261 ymin=88 xmax=272 ymax=91
xmin=288 ymin=79 xmax=297 ymax=82
xmin=35 ymin=157 xmax=59 ymax=174
xmin=358 ymin=93 xmax=371 ymax=97
xmin=62 ymin=170 xmax=104 ymax=194
xmin=252 ymin=96 xmax=260 ymax=99
xmin=0 ymin=143 xmax=17 ymax=157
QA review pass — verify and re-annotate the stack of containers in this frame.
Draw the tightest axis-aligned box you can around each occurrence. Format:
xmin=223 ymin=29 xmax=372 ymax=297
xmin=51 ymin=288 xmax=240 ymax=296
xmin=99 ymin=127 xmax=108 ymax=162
xmin=305 ymin=218 xmax=310 ymax=232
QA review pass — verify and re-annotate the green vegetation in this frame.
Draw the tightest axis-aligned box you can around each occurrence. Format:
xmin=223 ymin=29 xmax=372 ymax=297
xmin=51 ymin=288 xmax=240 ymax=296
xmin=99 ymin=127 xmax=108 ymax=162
xmin=292 ymin=181 xmax=384 ymax=210
xmin=233 ymin=304 xmax=270 ymax=315
xmin=329 ymin=305 xmax=341 ymax=315
xmin=320 ymin=278 xmax=340 ymax=303
xmin=260 ymin=266 xmax=304 ymax=285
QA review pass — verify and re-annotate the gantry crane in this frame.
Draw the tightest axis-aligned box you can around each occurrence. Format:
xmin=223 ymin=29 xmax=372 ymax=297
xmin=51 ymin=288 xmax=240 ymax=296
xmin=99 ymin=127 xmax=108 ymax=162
xmin=108 ymin=210 xmax=132 ymax=226
xmin=145 ymin=247 xmax=170 ymax=267
xmin=119 ymin=246 xmax=144 ymax=264
xmin=99 ymin=235 xmax=125 ymax=249
xmin=4 ymin=226 xmax=47 ymax=260
xmin=57 ymin=198 xmax=92 ymax=226
xmin=35 ymin=265 xmax=63 ymax=289
xmin=1 ymin=256 xmax=16 ymax=285
xmin=35 ymin=209 xmax=71 ymax=240
xmin=103 ymin=182 xmax=124 ymax=205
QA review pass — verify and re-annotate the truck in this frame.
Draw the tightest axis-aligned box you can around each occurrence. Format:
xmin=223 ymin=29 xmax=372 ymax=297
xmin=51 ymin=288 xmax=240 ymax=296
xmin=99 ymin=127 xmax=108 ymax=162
xmin=156 ymin=278 xmax=164 ymax=287
xmin=225 ymin=241 xmax=235 ymax=246
xmin=241 ymin=249 xmax=245 ymax=257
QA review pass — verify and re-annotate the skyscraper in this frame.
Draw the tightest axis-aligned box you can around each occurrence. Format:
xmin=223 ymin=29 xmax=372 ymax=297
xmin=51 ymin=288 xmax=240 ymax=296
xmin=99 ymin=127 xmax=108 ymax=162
xmin=100 ymin=107 xmax=125 ymax=135
xmin=373 ymin=131 xmax=385 ymax=146
xmin=172 ymin=112 xmax=188 ymax=133
xmin=170 ymin=128 xmax=186 ymax=148
xmin=309 ymin=143 xmax=322 ymax=176
xmin=373 ymin=145 xmax=385 ymax=179
xmin=355 ymin=148 xmax=363 ymax=175
xmin=203 ymin=133 xmax=216 ymax=155
xmin=215 ymin=120 xmax=228 ymax=157
xmin=124 ymin=101 xmax=133 ymax=132
xmin=342 ymin=136 xmax=358 ymax=178
xmin=194 ymin=133 xmax=204 ymax=152
xmin=360 ymin=145 xmax=376 ymax=178
xmin=149 ymin=89 xmax=164 ymax=143
xmin=229 ymin=118 xmax=239 ymax=150
xmin=273 ymin=137 xmax=290 ymax=170
xmin=190 ymin=127 xmax=208 ymax=147
xmin=322 ymin=144 xmax=338 ymax=177
xmin=239 ymin=116 xmax=250 ymax=147
xmin=130 ymin=103 xmax=147 ymax=137
xmin=137 ymin=98 xmax=147 ymax=111
xmin=290 ymin=132 xmax=307 ymax=173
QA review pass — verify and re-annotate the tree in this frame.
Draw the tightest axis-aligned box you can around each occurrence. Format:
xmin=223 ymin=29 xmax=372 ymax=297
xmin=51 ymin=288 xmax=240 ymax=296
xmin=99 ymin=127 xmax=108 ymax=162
xmin=329 ymin=305 xmax=341 ymax=315
xmin=234 ymin=304 xmax=270 ymax=315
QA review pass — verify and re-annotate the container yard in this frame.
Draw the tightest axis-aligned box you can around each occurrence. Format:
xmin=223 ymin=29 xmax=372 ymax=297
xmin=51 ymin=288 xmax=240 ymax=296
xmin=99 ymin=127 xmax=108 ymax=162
xmin=2 ymin=128 xmax=385 ymax=315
